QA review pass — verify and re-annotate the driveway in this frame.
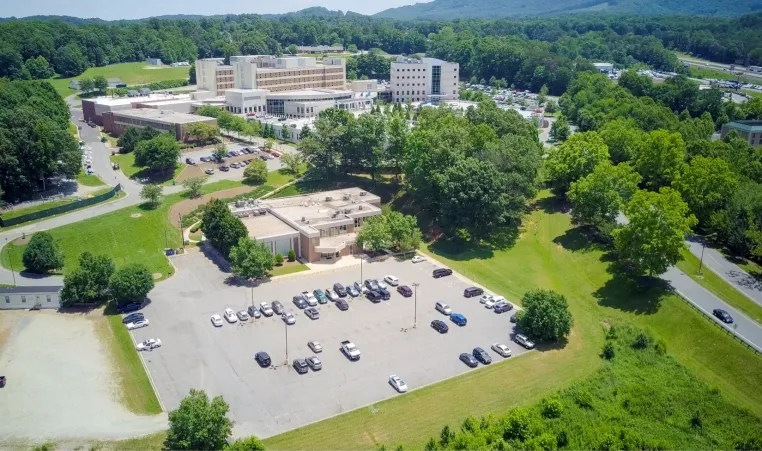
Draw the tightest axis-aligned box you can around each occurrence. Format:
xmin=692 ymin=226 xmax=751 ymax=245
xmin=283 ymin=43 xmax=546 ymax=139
xmin=133 ymin=251 xmax=527 ymax=439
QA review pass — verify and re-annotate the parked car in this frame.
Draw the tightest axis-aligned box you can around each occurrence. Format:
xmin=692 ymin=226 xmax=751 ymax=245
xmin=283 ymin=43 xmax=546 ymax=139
xmin=306 ymin=355 xmax=322 ymax=371
xmin=354 ymin=281 xmax=368 ymax=294
xmin=200 ymin=156 xmax=209 ymax=162
xmin=411 ymin=256 xmax=425 ymax=263
xmin=484 ymin=298 xmax=497 ymax=309
xmin=308 ymin=341 xmax=323 ymax=353
xmin=397 ymin=285 xmax=413 ymax=297
xmin=326 ymin=288 xmax=339 ymax=301
xmin=304 ymin=307 xmax=320 ymax=320
xmin=205 ymin=168 xmax=215 ymax=175
xmin=366 ymin=290 xmax=383 ymax=303
xmin=473 ymin=347 xmax=492 ymax=364
xmin=259 ymin=302 xmax=274 ymax=317
xmin=333 ymin=283 xmax=347 ymax=297
xmin=389 ymin=374 xmax=408 ymax=393
xmin=185 ymin=157 xmax=196 ymax=165
xmin=384 ymin=275 xmax=399 ymax=286
xmin=377 ymin=279 xmax=388 ymax=290
xmin=378 ymin=287 xmax=391 ymax=300
xmin=293 ymin=358 xmax=309 ymax=374
xmin=136 ymin=339 xmax=162 ymax=351
xmin=0 ymin=376 xmax=6 ymax=387
xmin=237 ymin=310 xmax=250 ymax=321
xmin=435 ymin=302 xmax=452 ymax=315
xmin=122 ymin=312 xmax=145 ymax=324
xmin=230 ymin=162 xmax=240 ymax=169
xmin=713 ymin=308 xmax=734 ymax=324
xmin=271 ymin=301 xmax=285 ymax=315
xmin=126 ymin=319 xmax=149 ymax=330
xmin=293 ymin=296 xmax=308 ymax=309
xmin=117 ymin=302 xmax=144 ymax=314
xmin=514 ymin=333 xmax=536 ymax=349
xmin=464 ymin=287 xmax=484 ymax=298
xmin=431 ymin=320 xmax=449 ymax=333
xmin=224 ymin=308 xmax=238 ymax=323
xmin=301 ymin=291 xmax=318 ymax=306
xmin=341 ymin=340 xmax=361 ymax=360
xmin=493 ymin=301 xmax=513 ymax=313
xmin=491 ymin=343 xmax=512 ymax=357
xmin=346 ymin=284 xmax=360 ymax=297
xmin=219 ymin=165 xmax=230 ymax=172
xmin=364 ymin=279 xmax=380 ymax=291
xmin=450 ymin=313 xmax=467 ymax=326
xmin=313 ymin=289 xmax=329 ymax=304
xmin=433 ymin=268 xmax=453 ymax=278
xmin=210 ymin=314 xmax=223 ymax=327
xmin=459 ymin=353 xmax=479 ymax=368
xmin=510 ymin=313 xmax=517 ymax=323
xmin=282 ymin=311 xmax=296 ymax=325
xmin=336 ymin=298 xmax=349 ymax=311
xmin=255 ymin=351 xmax=271 ymax=367
xmin=247 ymin=306 xmax=262 ymax=319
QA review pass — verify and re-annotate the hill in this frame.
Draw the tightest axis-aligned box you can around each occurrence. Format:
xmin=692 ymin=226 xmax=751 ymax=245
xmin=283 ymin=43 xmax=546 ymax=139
xmin=374 ymin=0 xmax=762 ymax=20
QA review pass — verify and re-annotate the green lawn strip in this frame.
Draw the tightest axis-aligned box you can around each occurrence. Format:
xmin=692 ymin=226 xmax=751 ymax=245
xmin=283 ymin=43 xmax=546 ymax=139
xmin=110 ymin=153 xmax=185 ymax=186
xmin=45 ymin=62 xmax=190 ymax=98
xmin=77 ymin=169 xmax=106 ymax=187
xmin=687 ymin=66 xmax=754 ymax=84
xmin=100 ymin=432 xmax=166 ymax=451
xmin=68 ymin=121 xmax=79 ymax=139
xmin=676 ymin=248 xmax=762 ymax=324
xmin=1 ymin=199 xmax=75 ymax=220
xmin=99 ymin=313 xmax=162 ymax=415
xmin=270 ymin=263 xmax=309 ymax=276
xmin=0 ymin=190 xmax=125 ymax=232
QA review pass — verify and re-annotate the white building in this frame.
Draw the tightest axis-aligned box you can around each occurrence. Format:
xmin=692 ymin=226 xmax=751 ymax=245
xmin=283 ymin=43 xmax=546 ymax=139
xmin=1 ymin=286 xmax=61 ymax=310
xmin=594 ymin=62 xmax=614 ymax=73
xmin=146 ymin=57 xmax=163 ymax=66
xmin=390 ymin=57 xmax=459 ymax=104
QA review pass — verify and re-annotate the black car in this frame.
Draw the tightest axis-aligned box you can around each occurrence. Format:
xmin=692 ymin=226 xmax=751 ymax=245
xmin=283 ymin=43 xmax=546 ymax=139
xmin=122 ymin=312 xmax=145 ymax=324
xmin=255 ymin=352 xmax=271 ymax=367
xmin=473 ymin=347 xmax=492 ymax=365
xmin=367 ymin=290 xmax=383 ymax=303
xmin=293 ymin=359 xmax=309 ymax=374
xmin=185 ymin=157 xmax=196 ymax=165
xmin=713 ymin=308 xmax=734 ymax=324
xmin=464 ymin=287 xmax=484 ymax=298
xmin=293 ymin=296 xmax=308 ymax=309
xmin=271 ymin=301 xmax=285 ymax=315
xmin=493 ymin=301 xmax=514 ymax=314
xmin=510 ymin=313 xmax=517 ymax=323
xmin=219 ymin=165 xmax=230 ymax=172
xmin=397 ymin=285 xmax=413 ymax=297
xmin=333 ymin=283 xmax=347 ymax=297
xmin=433 ymin=268 xmax=453 ymax=278
xmin=431 ymin=320 xmax=449 ymax=333
xmin=117 ymin=302 xmax=144 ymax=314
xmin=460 ymin=353 xmax=479 ymax=368
xmin=378 ymin=287 xmax=391 ymax=300
xmin=305 ymin=307 xmax=320 ymax=320
xmin=336 ymin=299 xmax=349 ymax=311
xmin=364 ymin=279 xmax=380 ymax=291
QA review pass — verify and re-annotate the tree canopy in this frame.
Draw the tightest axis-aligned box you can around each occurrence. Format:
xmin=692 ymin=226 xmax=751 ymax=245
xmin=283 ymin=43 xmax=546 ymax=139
xmin=108 ymin=263 xmax=155 ymax=304
xmin=22 ymin=231 xmax=64 ymax=273
xmin=164 ymin=389 xmax=233 ymax=451
xmin=546 ymin=131 xmax=610 ymax=193
xmin=517 ymin=289 xmax=574 ymax=342
xmin=229 ymin=237 xmax=274 ymax=280
xmin=202 ymin=199 xmax=249 ymax=257
xmin=134 ymin=133 xmax=181 ymax=173
xmin=60 ymin=252 xmax=115 ymax=306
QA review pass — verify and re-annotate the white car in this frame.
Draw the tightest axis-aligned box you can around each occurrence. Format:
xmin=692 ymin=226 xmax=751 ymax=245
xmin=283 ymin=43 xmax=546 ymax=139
xmin=484 ymin=298 xmax=497 ymax=309
xmin=224 ymin=308 xmax=238 ymax=323
xmin=326 ymin=289 xmax=339 ymax=301
xmin=491 ymin=343 xmax=512 ymax=357
xmin=259 ymin=302 xmax=274 ymax=317
xmin=210 ymin=314 xmax=223 ymax=327
xmin=282 ymin=311 xmax=296 ymax=325
xmin=384 ymin=275 xmax=399 ymax=287
xmin=377 ymin=279 xmax=388 ymax=290
xmin=136 ymin=338 xmax=162 ymax=351
xmin=237 ymin=311 xmax=250 ymax=321
xmin=435 ymin=301 xmax=452 ymax=315
xmin=302 ymin=291 xmax=318 ymax=306
xmin=514 ymin=334 xmax=536 ymax=349
xmin=389 ymin=374 xmax=408 ymax=393
xmin=308 ymin=340 xmax=323 ymax=353
xmin=126 ymin=319 xmax=149 ymax=330
xmin=412 ymin=256 xmax=425 ymax=263
xmin=492 ymin=296 xmax=507 ymax=304
xmin=479 ymin=294 xmax=493 ymax=304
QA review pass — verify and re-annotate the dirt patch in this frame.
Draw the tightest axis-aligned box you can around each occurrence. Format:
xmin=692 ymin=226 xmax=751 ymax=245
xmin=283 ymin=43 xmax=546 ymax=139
xmin=168 ymin=185 xmax=259 ymax=227
xmin=152 ymin=273 xmax=163 ymax=280
xmin=14 ymin=236 xmax=31 ymax=245
xmin=130 ymin=213 xmax=142 ymax=218
xmin=175 ymin=165 xmax=205 ymax=183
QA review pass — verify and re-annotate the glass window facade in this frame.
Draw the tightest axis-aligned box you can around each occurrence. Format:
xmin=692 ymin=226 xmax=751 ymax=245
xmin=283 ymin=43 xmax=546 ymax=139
xmin=431 ymin=65 xmax=441 ymax=95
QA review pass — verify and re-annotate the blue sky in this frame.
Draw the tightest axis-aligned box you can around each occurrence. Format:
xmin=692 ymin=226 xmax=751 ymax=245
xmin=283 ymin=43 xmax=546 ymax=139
xmin=4 ymin=0 xmax=425 ymax=20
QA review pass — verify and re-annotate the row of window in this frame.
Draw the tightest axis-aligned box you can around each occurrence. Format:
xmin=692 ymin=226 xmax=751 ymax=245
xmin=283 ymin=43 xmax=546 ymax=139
xmin=5 ymin=295 xmax=53 ymax=303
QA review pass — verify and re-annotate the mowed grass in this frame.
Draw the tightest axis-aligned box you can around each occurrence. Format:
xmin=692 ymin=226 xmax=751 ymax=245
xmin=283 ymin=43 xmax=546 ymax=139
xmin=77 ymin=169 xmax=106 ymax=187
xmin=676 ymin=248 xmax=762 ymax=324
xmin=110 ymin=153 xmax=186 ymax=186
xmin=0 ymin=199 xmax=75 ymax=220
xmin=270 ymin=263 xmax=310 ymax=276
xmin=265 ymin=191 xmax=762 ymax=449
xmin=45 ymin=62 xmax=190 ymax=98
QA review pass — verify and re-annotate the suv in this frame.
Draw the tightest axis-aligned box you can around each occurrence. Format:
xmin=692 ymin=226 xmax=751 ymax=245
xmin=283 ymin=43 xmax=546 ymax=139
xmin=333 ymin=283 xmax=347 ymax=297
xmin=435 ymin=302 xmax=452 ymax=315
xmin=464 ymin=287 xmax=484 ymax=298
xmin=473 ymin=347 xmax=492 ymax=365
xmin=364 ymin=279 xmax=379 ymax=291
xmin=378 ymin=287 xmax=391 ymax=300
xmin=397 ymin=285 xmax=413 ymax=297
xmin=255 ymin=352 xmax=271 ymax=367
xmin=433 ymin=268 xmax=453 ymax=278
xmin=271 ymin=301 xmax=285 ymax=315
xmin=514 ymin=334 xmax=536 ymax=349
xmin=450 ymin=313 xmax=467 ymax=326
xmin=366 ymin=290 xmax=383 ymax=303
xmin=293 ymin=359 xmax=309 ymax=374
xmin=313 ymin=289 xmax=329 ymax=304
xmin=304 ymin=307 xmax=320 ymax=320
xmin=293 ymin=295 xmax=308 ymax=309
xmin=336 ymin=298 xmax=349 ymax=311
xmin=493 ymin=301 xmax=513 ymax=313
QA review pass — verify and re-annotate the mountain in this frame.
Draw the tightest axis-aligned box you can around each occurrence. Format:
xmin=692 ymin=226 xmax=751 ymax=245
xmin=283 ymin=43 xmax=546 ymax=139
xmin=374 ymin=0 xmax=762 ymax=20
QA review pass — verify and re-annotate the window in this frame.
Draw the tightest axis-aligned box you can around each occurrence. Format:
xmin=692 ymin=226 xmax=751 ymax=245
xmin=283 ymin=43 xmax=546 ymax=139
xmin=21 ymin=295 xmax=26 ymax=303
xmin=4 ymin=296 xmax=8 ymax=304
xmin=47 ymin=295 xmax=52 ymax=303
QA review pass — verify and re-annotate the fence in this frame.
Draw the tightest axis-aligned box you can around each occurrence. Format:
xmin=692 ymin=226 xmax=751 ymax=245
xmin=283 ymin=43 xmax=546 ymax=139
xmin=0 ymin=184 xmax=121 ymax=227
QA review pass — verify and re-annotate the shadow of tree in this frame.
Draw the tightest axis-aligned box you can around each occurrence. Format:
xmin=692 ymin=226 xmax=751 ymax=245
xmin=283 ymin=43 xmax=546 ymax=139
xmin=593 ymin=256 xmax=671 ymax=315
xmin=198 ymin=241 xmax=231 ymax=274
xmin=531 ymin=195 xmax=569 ymax=215
xmin=131 ymin=167 xmax=176 ymax=185
xmin=137 ymin=201 xmax=160 ymax=211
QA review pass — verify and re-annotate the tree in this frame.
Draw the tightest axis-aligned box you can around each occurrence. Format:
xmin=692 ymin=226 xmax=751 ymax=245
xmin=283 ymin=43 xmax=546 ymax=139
xmin=229 ymin=237 xmax=274 ymax=281
xmin=244 ymin=159 xmax=268 ymax=185
xmin=386 ymin=212 xmax=422 ymax=252
xmin=347 ymin=44 xmax=358 ymax=53
xmin=186 ymin=122 xmax=219 ymax=143
xmin=202 ymin=199 xmax=248 ymax=257
xmin=53 ymin=43 xmax=87 ymax=77
xmin=567 ymin=162 xmax=641 ymax=236
xmin=356 ymin=215 xmax=391 ymax=251
xmin=546 ymin=131 xmax=610 ymax=193
xmin=164 ymin=389 xmax=232 ymax=451
xmin=673 ymin=156 xmax=738 ymax=227
xmin=108 ymin=263 xmax=154 ymax=304
xmin=538 ymin=84 xmax=548 ymax=105
xmin=22 ymin=232 xmax=64 ymax=273
xmin=517 ymin=289 xmax=574 ymax=342
xmin=598 ymin=118 xmax=644 ymax=164
xmin=549 ymin=115 xmax=570 ymax=142
xmin=140 ymin=184 xmax=163 ymax=207
xmin=386 ymin=116 xmax=408 ymax=178
xmin=79 ymin=77 xmax=95 ymax=93
xmin=0 ymin=47 xmax=29 ymax=80
xmin=134 ymin=133 xmax=181 ymax=173
xmin=280 ymin=152 xmax=304 ymax=175
xmin=214 ymin=143 xmax=228 ymax=162
xmin=196 ymin=105 xmax=222 ymax=118
xmin=264 ymin=139 xmax=275 ymax=151
xmin=60 ymin=252 xmax=115 ymax=306
xmin=226 ymin=436 xmax=266 ymax=450
xmin=93 ymin=75 xmax=108 ymax=92
xmin=117 ymin=126 xmax=159 ymax=154
xmin=287 ymin=44 xmax=299 ymax=55
xmin=188 ymin=63 xmax=196 ymax=85
xmin=632 ymin=130 xmax=685 ymax=190
xmin=24 ymin=56 xmax=55 ymax=79
xmin=614 ymin=188 xmax=698 ymax=276
xmin=183 ymin=177 xmax=205 ymax=199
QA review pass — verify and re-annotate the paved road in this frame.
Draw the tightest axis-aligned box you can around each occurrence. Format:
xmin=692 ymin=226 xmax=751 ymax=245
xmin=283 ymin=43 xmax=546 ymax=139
xmin=686 ymin=237 xmax=762 ymax=307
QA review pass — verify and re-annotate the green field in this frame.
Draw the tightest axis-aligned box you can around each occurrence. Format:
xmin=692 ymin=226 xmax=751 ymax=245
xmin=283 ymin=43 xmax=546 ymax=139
xmin=264 ymin=191 xmax=762 ymax=449
xmin=688 ymin=66 xmax=754 ymax=84
xmin=110 ymin=153 xmax=186 ymax=186
xmin=45 ymin=62 xmax=190 ymax=98
xmin=77 ymin=170 xmax=106 ymax=187
xmin=0 ymin=199 xmax=75 ymax=221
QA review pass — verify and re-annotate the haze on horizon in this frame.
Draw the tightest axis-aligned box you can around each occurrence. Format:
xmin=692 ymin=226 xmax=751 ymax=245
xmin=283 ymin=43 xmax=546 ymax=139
xmin=3 ymin=0 xmax=427 ymax=20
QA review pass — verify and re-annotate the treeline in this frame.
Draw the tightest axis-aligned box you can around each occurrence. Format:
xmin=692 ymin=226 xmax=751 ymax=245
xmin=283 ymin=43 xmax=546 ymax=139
xmin=0 ymin=79 xmax=80 ymax=201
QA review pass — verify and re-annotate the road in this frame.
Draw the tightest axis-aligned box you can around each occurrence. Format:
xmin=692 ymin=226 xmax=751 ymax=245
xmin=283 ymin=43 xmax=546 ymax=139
xmin=676 ymin=56 xmax=762 ymax=82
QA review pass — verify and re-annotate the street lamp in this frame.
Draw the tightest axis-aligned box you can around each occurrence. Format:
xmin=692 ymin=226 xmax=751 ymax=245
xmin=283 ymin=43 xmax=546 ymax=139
xmin=284 ymin=319 xmax=289 ymax=365
xmin=412 ymin=282 xmax=420 ymax=328
xmin=697 ymin=233 xmax=717 ymax=275
xmin=5 ymin=238 xmax=16 ymax=285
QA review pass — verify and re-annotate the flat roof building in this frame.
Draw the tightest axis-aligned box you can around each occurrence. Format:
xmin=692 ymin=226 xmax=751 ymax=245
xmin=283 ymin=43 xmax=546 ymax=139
xmin=196 ymin=59 xmax=235 ymax=96
xmin=1 ymin=286 xmax=61 ymax=310
xmin=231 ymin=187 xmax=382 ymax=263
xmin=81 ymin=93 xmax=192 ymax=125
xmin=102 ymin=108 xmax=217 ymax=142
xmin=390 ymin=56 xmax=459 ymax=104
xmin=297 ymin=45 xmax=344 ymax=54
xmin=721 ymin=120 xmax=762 ymax=147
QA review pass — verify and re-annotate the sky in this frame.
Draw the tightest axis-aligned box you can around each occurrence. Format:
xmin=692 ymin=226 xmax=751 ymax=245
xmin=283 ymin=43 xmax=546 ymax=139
xmin=3 ymin=0 xmax=427 ymax=20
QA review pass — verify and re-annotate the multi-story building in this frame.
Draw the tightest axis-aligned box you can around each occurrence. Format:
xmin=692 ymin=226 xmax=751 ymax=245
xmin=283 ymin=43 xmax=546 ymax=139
xmin=721 ymin=120 xmax=762 ymax=147
xmin=230 ymin=56 xmax=346 ymax=92
xmin=102 ymin=109 xmax=217 ymax=142
xmin=389 ymin=57 xmax=459 ymax=104
xmin=196 ymin=58 xmax=235 ymax=96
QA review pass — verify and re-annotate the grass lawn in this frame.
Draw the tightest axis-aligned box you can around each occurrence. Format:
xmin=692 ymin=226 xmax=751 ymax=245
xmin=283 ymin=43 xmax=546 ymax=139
xmin=77 ymin=169 xmax=106 ymax=187
xmin=270 ymin=262 xmax=310 ymax=276
xmin=676 ymin=248 xmax=762 ymax=324
xmin=688 ymin=66 xmax=754 ymax=84
xmin=265 ymin=191 xmax=762 ymax=449
xmin=0 ymin=199 xmax=74 ymax=221
xmin=68 ymin=121 xmax=79 ymax=139
xmin=110 ymin=153 xmax=186 ymax=186
xmin=45 ymin=62 xmax=190 ymax=98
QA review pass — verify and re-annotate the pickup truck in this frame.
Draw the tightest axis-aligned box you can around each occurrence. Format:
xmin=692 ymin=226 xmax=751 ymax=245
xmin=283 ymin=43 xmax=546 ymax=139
xmin=340 ymin=340 xmax=361 ymax=361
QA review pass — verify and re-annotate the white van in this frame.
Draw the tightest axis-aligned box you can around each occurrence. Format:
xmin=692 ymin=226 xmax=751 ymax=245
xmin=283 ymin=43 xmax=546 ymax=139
xmin=435 ymin=302 xmax=452 ymax=315
xmin=384 ymin=275 xmax=399 ymax=286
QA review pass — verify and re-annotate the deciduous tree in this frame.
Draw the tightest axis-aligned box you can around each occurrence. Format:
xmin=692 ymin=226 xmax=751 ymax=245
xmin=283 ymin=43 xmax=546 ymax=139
xmin=517 ymin=289 xmax=574 ymax=342
xmin=226 ymin=436 xmax=266 ymax=450
xmin=60 ymin=252 xmax=115 ymax=306
xmin=108 ymin=263 xmax=154 ymax=304
xmin=22 ymin=232 xmax=64 ymax=273
xmin=280 ymin=152 xmax=305 ymax=175
xmin=183 ymin=177 xmax=205 ymax=199
xmin=673 ymin=156 xmax=737 ymax=227
xmin=134 ymin=133 xmax=180 ymax=173
xmin=93 ymin=75 xmax=108 ymax=92
xmin=632 ymin=130 xmax=685 ymax=190
xmin=164 ymin=389 xmax=232 ymax=451
xmin=243 ymin=159 xmax=268 ymax=185
xmin=140 ymin=183 xmax=163 ymax=207
xmin=229 ymin=237 xmax=274 ymax=280
xmin=386 ymin=211 xmax=422 ymax=252
xmin=598 ymin=118 xmax=643 ymax=164
xmin=546 ymin=131 xmax=610 ymax=193
xmin=201 ymin=199 xmax=248 ymax=257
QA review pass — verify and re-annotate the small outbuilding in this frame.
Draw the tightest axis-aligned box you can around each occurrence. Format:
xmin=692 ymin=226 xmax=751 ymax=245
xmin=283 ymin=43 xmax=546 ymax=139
xmin=0 ymin=286 xmax=62 ymax=310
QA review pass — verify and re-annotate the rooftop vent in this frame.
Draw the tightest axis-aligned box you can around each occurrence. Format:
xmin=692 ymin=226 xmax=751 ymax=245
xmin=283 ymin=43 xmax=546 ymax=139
xmin=358 ymin=205 xmax=363 ymax=210
xmin=301 ymin=216 xmax=306 ymax=222
xmin=344 ymin=209 xmax=352 ymax=214
xmin=342 ymin=194 xmax=351 ymax=200
xmin=325 ymin=196 xmax=333 ymax=201
xmin=359 ymin=191 xmax=367 ymax=196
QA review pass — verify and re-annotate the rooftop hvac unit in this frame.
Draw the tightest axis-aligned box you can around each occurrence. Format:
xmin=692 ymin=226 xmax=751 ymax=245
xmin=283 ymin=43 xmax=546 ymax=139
xmin=344 ymin=209 xmax=352 ymax=214
xmin=301 ymin=216 xmax=306 ymax=222
xmin=342 ymin=194 xmax=351 ymax=200
xmin=359 ymin=191 xmax=367 ymax=196
xmin=325 ymin=196 xmax=333 ymax=201
xmin=358 ymin=205 xmax=363 ymax=210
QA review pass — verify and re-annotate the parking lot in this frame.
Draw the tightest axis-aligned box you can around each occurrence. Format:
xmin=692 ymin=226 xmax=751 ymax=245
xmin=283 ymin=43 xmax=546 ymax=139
xmin=179 ymin=141 xmax=296 ymax=184
xmin=134 ymin=252 xmax=527 ymax=438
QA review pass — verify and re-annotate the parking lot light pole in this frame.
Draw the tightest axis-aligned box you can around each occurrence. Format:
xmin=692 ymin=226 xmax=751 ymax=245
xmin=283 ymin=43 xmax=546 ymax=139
xmin=5 ymin=238 xmax=16 ymax=285
xmin=412 ymin=283 xmax=420 ymax=328
xmin=285 ymin=320 xmax=289 ymax=365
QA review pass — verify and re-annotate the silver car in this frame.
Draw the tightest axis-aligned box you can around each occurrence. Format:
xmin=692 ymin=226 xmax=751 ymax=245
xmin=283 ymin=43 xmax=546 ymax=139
xmin=282 ymin=311 xmax=296 ymax=325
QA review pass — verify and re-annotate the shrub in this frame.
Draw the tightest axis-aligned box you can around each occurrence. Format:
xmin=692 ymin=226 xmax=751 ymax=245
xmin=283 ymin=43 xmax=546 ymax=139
xmin=573 ymin=388 xmax=594 ymax=409
xmin=287 ymin=249 xmax=296 ymax=262
xmin=556 ymin=430 xmax=569 ymax=448
xmin=691 ymin=410 xmax=703 ymax=429
xmin=541 ymin=397 xmax=564 ymax=419
xmin=190 ymin=223 xmax=202 ymax=233
xmin=633 ymin=331 xmax=652 ymax=349
xmin=275 ymin=253 xmax=284 ymax=265
xmin=517 ymin=289 xmax=573 ymax=342
xmin=603 ymin=342 xmax=616 ymax=360
xmin=654 ymin=338 xmax=667 ymax=355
